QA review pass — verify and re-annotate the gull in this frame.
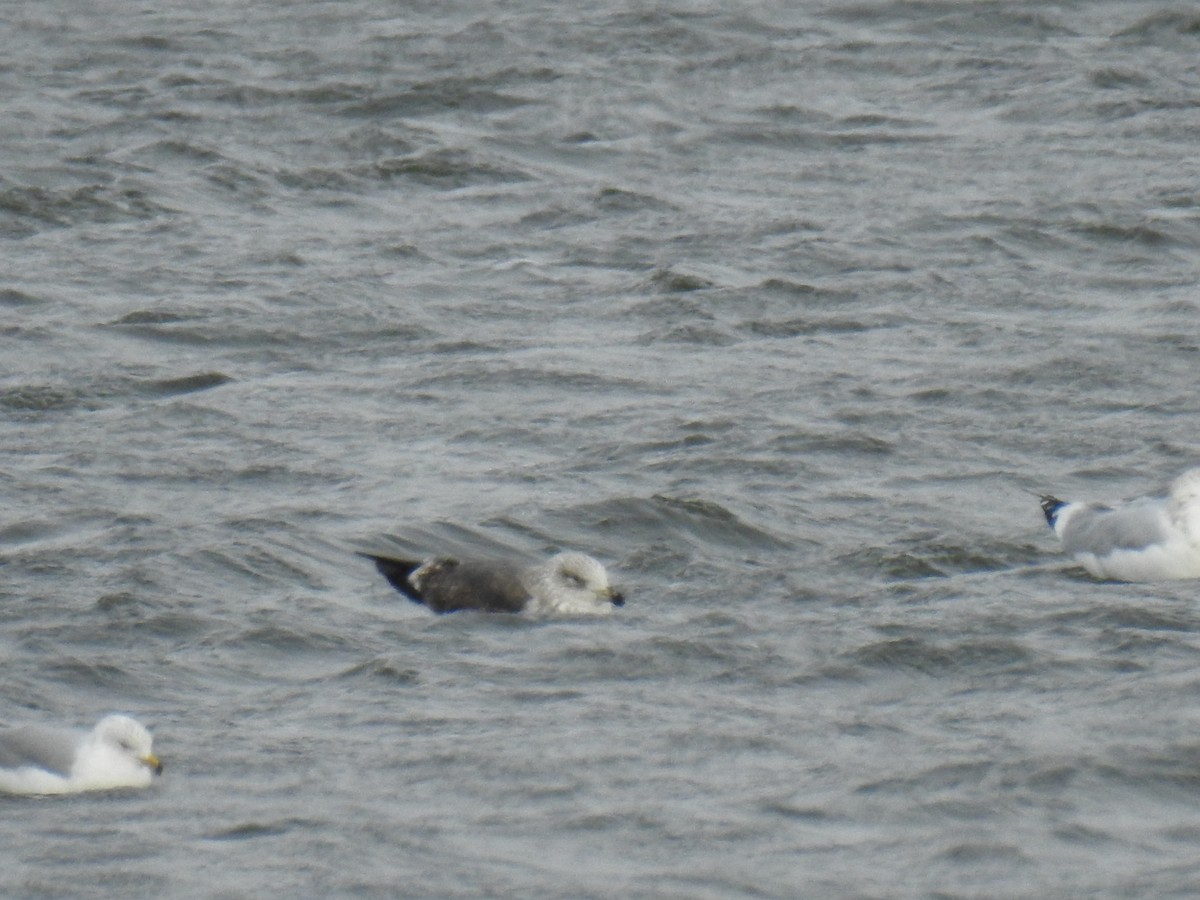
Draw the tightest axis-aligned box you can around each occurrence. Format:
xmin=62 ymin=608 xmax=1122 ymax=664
xmin=1039 ymin=467 xmax=1200 ymax=581
xmin=0 ymin=714 xmax=163 ymax=795
xmin=359 ymin=549 xmax=626 ymax=615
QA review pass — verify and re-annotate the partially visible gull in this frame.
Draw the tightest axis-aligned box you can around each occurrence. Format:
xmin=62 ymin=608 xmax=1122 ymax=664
xmin=359 ymin=549 xmax=626 ymax=615
xmin=0 ymin=714 xmax=163 ymax=795
xmin=1039 ymin=467 xmax=1200 ymax=581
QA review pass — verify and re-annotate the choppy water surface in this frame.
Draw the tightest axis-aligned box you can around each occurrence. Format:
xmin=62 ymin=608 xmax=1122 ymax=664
xmin=5 ymin=1 xmax=1200 ymax=896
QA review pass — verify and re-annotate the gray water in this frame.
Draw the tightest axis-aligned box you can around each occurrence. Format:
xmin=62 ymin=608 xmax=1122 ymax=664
xmin=4 ymin=1 xmax=1200 ymax=896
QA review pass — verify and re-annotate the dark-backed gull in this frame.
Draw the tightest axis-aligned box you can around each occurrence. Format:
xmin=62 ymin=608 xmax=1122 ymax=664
xmin=1040 ymin=467 xmax=1200 ymax=581
xmin=359 ymin=549 xmax=625 ymax=614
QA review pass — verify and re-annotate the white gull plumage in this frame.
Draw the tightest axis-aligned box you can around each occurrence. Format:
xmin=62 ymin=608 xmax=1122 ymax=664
xmin=1039 ymin=467 xmax=1200 ymax=581
xmin=0 ymin=714 xmax=163 ymax=795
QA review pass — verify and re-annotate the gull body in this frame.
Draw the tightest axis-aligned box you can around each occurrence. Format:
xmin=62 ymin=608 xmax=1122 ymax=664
xmin=0 ymin=714 xmax=163 ymax=795
xmin=1039 ymin=468 xmax=1200 ymax=581
xmin=359 ymin=549 xmax=625 ymax=615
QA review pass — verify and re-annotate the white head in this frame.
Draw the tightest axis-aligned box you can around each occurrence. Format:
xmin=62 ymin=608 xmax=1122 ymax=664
xmin=1170 ymin=467 xmax=1200 ymax=538
xmin=526 ymin=552 xmax=626 ymax=615
xmin=1170 ymin=468 xmax=1200 ymax=503
xmin=73 ymin=715 xmax=162 ymax=790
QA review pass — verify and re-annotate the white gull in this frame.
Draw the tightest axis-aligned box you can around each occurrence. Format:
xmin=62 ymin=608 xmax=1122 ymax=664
xmin=1039 ymin=468 xmax=1200 ymax=581
xmin=0 ymin=714 xmax=163 ymax=795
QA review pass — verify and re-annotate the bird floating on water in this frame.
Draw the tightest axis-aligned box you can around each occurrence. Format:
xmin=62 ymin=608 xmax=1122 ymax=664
xmin=0 ymin=714 xmax=163 ymax=795
xmin=359 ymin=549 xmax=626 ymax=615
xmin=1039 ymin=468 xmax=1200 ymax=581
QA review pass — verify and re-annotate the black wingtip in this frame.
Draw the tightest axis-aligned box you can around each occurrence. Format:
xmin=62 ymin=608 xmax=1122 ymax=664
xmin=358 ymin=552 xmax=425 ymax=604
xmin=1039 ymin=495 xmax=1066 ymax=527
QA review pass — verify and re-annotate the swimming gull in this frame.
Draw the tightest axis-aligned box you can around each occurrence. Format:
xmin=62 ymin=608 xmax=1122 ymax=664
xmin=359 ymin=549 xmax=626 ymax=614
xmin=1039 ymin=467 xmax=1200 ymax=581
xmin=0 ymin=714 xmax=163 ymax=795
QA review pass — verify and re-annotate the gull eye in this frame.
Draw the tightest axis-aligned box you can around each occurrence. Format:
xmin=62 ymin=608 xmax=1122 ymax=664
xmin=563 ymin=571 xmax=586 ymax=587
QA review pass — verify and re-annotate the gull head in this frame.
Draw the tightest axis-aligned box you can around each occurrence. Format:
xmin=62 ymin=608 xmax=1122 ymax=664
xmin=81 ymin=715 xmax=163 ymax=786
xmin=1169 ymin=467 xmax=1200 ymax=538
xmin=532 ymin=551 xmax=626 ymax=614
